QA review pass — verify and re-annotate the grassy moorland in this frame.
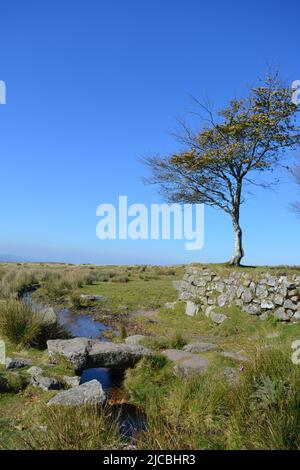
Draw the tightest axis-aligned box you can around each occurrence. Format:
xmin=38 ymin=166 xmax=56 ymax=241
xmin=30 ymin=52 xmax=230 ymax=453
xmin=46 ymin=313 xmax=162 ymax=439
xmin=1 ymin=262 xmax=300 ymax=449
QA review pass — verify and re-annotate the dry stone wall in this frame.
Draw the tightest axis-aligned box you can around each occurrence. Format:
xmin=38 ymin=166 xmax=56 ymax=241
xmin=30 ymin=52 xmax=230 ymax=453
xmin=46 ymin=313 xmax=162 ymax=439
xmin=177 ymin=267 xmax=300 ymax=321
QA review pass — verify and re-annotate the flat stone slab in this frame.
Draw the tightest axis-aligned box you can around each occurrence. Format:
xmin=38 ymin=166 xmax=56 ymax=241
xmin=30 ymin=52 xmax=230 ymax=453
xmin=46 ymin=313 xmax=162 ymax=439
xmin=162 ymin=349 xmax=209 ymax=377
xmin=47 ymin=338 xmax=91 ymax=371
xmin=80 ymin=294 xmax=110 ymax=302
xmin=88 ymin=341 xmax=152 ymax=369
xmin=174 ymin=356 xmax=209 ymax=377
xmin=47 ymin=379 xmax=106 ymax=406
xmin=47 ymin=337 xmax=152 ymax=371
xmin=220 ymin=351 xmax=249 ymax=362
xmin=162 ymin=349 xmax=194 ymax=362
xmin=183 ymin=342 xmax=217 ymax=353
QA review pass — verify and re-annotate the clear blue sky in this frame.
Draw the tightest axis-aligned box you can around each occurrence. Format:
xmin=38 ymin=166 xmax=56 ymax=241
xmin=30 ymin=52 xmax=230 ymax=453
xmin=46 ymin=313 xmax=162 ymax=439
xmin=0 ymin=0 xmax=299 ymax=265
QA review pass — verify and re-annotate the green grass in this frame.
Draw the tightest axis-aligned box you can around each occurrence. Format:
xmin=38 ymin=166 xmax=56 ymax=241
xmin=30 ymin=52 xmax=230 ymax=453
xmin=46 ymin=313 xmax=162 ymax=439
xmin=77 ymin=267 xmax=184 ymax=313
xmin=0 ymin=299 xmax=67 ymax=349
xmin=190 ymin=262 xmax=300 ymax=274
xmin=123 ymin=348 xmax=300 ymax=449
xmin=1 ymin=262 xmax=300 ymax=450
xmin=25 ymin=404 xmax=121 ymax=450
xmin=0 ymin=300 xmax=46 ymax=348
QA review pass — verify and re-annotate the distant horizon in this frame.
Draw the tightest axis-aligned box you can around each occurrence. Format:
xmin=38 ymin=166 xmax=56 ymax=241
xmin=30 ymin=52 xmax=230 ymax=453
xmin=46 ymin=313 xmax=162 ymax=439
xmin=1 ymin=252 xmax=300 ymax=269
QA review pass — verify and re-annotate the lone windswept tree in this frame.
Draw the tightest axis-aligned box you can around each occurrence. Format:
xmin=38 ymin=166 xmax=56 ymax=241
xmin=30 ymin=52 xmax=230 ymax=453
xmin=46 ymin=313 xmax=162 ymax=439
xmin=143 ymin=73 xmax=300 ymax=265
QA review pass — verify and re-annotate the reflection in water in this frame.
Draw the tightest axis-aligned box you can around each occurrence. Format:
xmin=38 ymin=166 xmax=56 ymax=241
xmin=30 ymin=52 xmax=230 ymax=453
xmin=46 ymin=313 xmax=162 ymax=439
xmin=114 ymin=403 xmax=147 ymax=439
xmin=22 ymin=292 xmax=111 ymax=339
xmin=80 ymin=367 xmax=125 ymax=394
xmin=57 ymin=308 xmax=111 ymax=339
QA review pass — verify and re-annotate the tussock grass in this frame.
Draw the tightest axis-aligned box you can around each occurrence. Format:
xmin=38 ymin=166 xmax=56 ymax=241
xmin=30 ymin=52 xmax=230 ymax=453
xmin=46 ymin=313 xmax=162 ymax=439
xmin=0 ymin=300 xmax=66 ymax=348
xmin=25 ymin=405 xmax=121 ymax=450
xmin=0 ymin=300 xmax=44 ymax=347
xmin=142 ymin=331 xmax=187 ymax=351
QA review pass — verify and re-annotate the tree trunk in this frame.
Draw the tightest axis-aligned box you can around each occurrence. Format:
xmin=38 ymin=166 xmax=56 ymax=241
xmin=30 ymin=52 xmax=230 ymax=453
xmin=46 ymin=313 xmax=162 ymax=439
xmin=229 ymin=213 xmax=244 ymax=266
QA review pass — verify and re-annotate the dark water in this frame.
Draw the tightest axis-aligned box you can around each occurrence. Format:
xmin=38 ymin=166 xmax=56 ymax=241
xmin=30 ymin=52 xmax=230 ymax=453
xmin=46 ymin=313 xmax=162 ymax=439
xmin=80 ymin=367 xmax=124 ymax=393
xmin=80 ymin=368 xmax=146 ymax=437
xmin=22 ymin=292 xmax=111 ymax=339
xmin=114 ymin=404 xmax=147 ymax=438
xmin=57 ymin=308 xmax=111 ymax=339
xmin=21 ymin=292 xmax=145 ymax=438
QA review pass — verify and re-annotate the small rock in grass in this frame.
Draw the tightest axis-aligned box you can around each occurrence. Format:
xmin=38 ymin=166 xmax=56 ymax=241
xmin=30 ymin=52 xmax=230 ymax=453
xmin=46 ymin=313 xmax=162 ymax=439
xmin=210 ymin=312 xmax=228 ymax=324
xmin=293 ymin=311 xmax=300 ymax=321
xmin=27 ymin=366 xmax=44 ymax=377
xmin=30 ymin=375 xmax=64 ymax=391
xmin=47 ymin=379 xmax=106 ymax=406
xmin=173 ymin=356 xmax=209 ymax=377
xmin=220 ymin=351 xmax=249 ymax=362
xmin=80 ymin=294 xmax=110 ymax=302
xmin=183 ymin=342 xmax=217 ymax=353
xmin=222 ymin=367 xmax=239 ymax=385
xmin=260 ymin=312 xmax=271 ymax=320
xmin=125 ymin=335 xmax=146 ymax=346
xmin=5 ymin=357 xmax=32 ymax=370
xmin=164 ymin=301 xmax=177 ymax=309
xmin=185 ymin=301 xmax=199 ymax=316
xmin=63 ymin=375 xmax=81 ymax=388
xmin=162 ymin=349 xmax=194 ymax=362
xmin=266 ymin=332 xmax=280 ymax=339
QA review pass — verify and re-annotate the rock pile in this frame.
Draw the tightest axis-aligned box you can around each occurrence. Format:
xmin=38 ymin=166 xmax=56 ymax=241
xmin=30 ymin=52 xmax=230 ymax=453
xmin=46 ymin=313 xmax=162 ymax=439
xmin=176 ymin=267 xmax=300 ymax=321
